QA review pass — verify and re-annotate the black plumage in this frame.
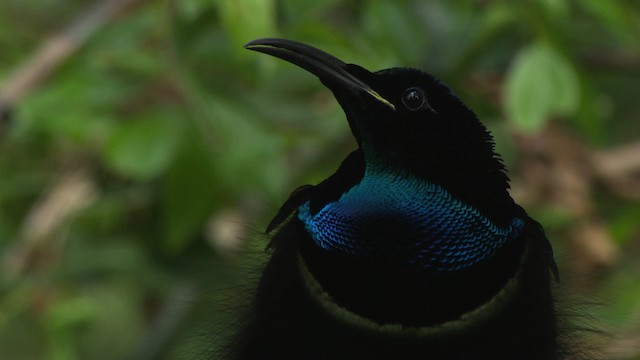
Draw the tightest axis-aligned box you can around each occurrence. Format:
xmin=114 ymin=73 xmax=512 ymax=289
xmin=229 ymin=38 xmax=561 ymax=360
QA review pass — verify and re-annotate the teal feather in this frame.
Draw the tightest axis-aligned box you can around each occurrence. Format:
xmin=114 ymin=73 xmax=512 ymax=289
xmin=299 ymin=169 xmax=524 ymax=272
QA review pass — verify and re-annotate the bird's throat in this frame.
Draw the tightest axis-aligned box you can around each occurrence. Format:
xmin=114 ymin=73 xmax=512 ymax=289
xmin=296 ymin=215 xmax=526 ymax=326
xmin=298 ymin=169 xmax=523 ymax=273
xmin=296 ymin=170 xmax=526 ymax=326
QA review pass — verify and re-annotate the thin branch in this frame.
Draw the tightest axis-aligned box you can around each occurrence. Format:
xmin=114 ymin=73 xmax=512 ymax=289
xmin=1 ymin=166 xmax=97 ymax=279
xmin=0 ymin=0 xmax=143 ymax=115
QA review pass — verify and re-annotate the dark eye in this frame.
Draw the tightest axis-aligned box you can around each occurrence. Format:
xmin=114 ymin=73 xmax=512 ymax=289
xmin=401 ymin=87 xmax=428 ymax=111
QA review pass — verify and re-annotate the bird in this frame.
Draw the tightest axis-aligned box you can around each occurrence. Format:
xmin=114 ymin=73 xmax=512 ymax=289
xmin=228 ymin=38 xmax=563 ymax=360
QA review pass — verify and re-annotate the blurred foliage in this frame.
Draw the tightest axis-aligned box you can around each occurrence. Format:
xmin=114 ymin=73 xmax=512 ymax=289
xmin=1 ymin=0 xmax=640 ymax=359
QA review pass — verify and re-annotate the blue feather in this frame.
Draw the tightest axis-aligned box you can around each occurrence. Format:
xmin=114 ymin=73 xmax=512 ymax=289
xmin=299 ymin=168 xmax=524 ymax=272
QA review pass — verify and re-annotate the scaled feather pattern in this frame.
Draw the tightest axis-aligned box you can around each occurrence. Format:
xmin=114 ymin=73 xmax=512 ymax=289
xmin=299 ymin=169 xmax=524 ymax=272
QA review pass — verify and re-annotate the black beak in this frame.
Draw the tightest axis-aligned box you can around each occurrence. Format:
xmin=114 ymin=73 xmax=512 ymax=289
xmin=244 ymin=38 xmax=395 ymax=111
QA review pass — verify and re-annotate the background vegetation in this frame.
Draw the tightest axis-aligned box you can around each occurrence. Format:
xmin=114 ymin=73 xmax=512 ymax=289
xmin=1 ymin=0 xmax=640 ymax=358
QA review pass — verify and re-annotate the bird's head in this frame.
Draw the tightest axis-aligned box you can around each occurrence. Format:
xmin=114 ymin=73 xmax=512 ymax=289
xmin=245 ymin=38 xmax=514 ymax=226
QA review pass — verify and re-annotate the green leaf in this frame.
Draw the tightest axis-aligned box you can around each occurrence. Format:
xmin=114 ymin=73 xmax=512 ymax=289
xmin=205 ymin=95 xmax=286 ymax=194
xmin=363 ymin=1 xmax=425 ymax=64
xmin=609 ymin=203 xmax=640 ymax=245
xmin=579 ymin=0 xmax=640 ymax=43
xmin=46 ymin=297 xmax=95 ymax=331
xmin=504 ymin=43 xmax=580 ymax=133
xmin=176 ymin=0 xmax=214 ymax=20
xmin=161 ymin=135 xmax=218 ymax=254
xmin=539 ymin=0 xmax=569 ymax=18
xmin=103 ymin=115 xmax=182 ymax=181
xmin=217 ymin=0 xmax=277 ymax=47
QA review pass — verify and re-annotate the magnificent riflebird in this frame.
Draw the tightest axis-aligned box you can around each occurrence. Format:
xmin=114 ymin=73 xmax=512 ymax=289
xmin=230 ymin=38 xmax=561 ymax=360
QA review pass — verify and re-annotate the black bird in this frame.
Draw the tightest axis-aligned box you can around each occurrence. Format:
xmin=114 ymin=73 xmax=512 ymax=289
xmin=231 ymin=38 xmax=561 ymax=360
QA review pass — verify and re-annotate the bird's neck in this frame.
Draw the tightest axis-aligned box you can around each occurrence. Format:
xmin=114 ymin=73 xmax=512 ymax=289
xmin=299 ymin=167 xmax=523 ymax=273
xmin=296 ymin=166 xmax=527 ymax=326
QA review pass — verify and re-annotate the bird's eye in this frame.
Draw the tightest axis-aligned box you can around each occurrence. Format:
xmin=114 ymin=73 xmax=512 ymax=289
xmin=401 ymin=87 xmax=428 ymax=111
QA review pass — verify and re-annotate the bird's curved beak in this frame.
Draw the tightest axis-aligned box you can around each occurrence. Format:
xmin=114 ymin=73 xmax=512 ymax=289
xmin=244 ymin=38 xmax=395 ymax=111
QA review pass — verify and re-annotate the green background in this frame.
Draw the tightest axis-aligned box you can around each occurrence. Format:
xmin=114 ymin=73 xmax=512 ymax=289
xmin=1 ymin=0 xmax=639 ymax=358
